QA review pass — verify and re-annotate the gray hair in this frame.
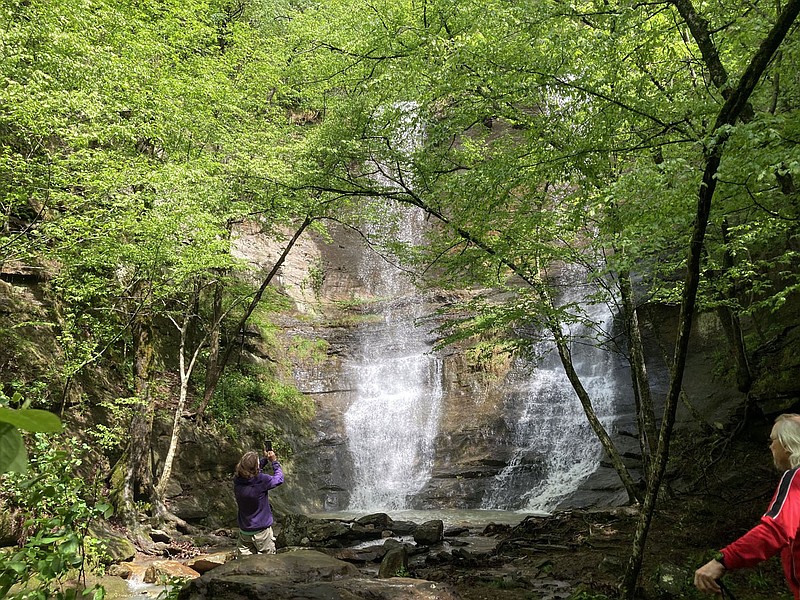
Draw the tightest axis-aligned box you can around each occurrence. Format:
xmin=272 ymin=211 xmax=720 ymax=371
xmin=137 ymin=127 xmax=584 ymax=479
xmin=775 ymin=414 xmax=800 ymax=468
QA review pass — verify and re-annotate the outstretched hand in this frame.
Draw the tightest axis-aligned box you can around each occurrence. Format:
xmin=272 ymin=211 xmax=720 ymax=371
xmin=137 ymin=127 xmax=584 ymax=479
xmin=264 ymin=450 xmax=277 ymax=461
xmin=694 ymin=559 xmax=725 ymax=595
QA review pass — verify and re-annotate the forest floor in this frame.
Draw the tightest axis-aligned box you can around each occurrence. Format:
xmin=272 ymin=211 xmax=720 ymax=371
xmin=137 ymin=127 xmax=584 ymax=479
xmin=413 ymin=424 xmax=793 ymax=600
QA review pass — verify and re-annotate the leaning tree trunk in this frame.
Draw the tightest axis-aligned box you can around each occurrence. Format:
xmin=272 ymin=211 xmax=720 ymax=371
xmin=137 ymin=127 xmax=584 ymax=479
xmin=550 ymin=321 xmax=643 ymax=504
xmin=197 ymin=216 xmax=313 ymax=420
xmin=379 ymin=191 xmax=645 ymax=505
xmin=620 ymin=4 xmax=800 ymax=595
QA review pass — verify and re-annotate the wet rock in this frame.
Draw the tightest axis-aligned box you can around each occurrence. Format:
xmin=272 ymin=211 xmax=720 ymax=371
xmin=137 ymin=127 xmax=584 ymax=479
xmin=277 ymin=513 xmax=391 ymax=548
xmin=391 ymin=520 xmax=418 ymax=535
xmin=424 ymin=549 xmax=453 ymax=565
xmin=107 ymin=562 xmax=149 ymax=580
xmin=186 ymin=551 xmax=233 ymax=574
xmin=451 ymin=547 xmax=474 ymax=563
xmin=482 ymin=522 xmax=511 ymax=537
xmin=322 ymin=547 xmax=384 ymax=563
xmin=176 ymin=549 xmax=458 ymax=600
xmin=413 ymin=520 xmax=444 ymax=546
xmin=277 ymin=514 xmax=354 ymax=548
xmin=356 ymin=513 xmax=393 ymax=529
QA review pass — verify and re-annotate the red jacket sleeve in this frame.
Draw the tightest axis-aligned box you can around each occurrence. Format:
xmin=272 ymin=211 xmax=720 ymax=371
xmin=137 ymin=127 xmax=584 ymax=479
xmin=722 ymin=468 xmax=800 ymax=569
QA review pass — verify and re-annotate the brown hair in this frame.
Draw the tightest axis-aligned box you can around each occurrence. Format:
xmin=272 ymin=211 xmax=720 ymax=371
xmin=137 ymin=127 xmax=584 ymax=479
xmin=235 ymin=451 xmax=260 ymax=479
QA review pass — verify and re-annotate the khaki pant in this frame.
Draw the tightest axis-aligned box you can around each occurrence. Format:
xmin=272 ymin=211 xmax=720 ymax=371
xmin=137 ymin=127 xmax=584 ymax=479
xmin=236 ymin=526 xmax=276 ymax=557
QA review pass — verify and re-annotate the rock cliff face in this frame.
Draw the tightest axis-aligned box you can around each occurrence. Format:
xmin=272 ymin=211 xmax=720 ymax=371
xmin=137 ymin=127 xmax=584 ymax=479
xmin=179 ymin=220 xmax=749 ymax=521
xmin=5 ymin=219 xmax=795 ymax=532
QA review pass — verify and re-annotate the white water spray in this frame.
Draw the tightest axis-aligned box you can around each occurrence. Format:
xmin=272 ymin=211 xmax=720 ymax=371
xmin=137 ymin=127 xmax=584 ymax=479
xmin=483 ymin=281 xmax=621 ymax=513
xmin=343 ymin=206 xmax=444 ymax=511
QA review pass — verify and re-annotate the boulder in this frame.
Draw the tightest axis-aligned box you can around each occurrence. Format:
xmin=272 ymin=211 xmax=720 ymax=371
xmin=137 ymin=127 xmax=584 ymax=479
xmin=356 ymin=513 xmax=394 ymax=529
xmin=378 ymin=546 xmax=408 ymax=578
xmin=144 ymin=560 xmax=201 ymax=583
xmin=107 ymin=562 xmax=149 ymax=580
xmin=413 ymin=520 xmax=444 ymax=546
xmin=390 ymin=520 xmax=418 ymax=535
xmin=150 ymin=529 xmax=172 ymax=543
xmin=277 ymin=514 xmax=353 ymax=548
xmin=443 ymin=526 xmax=469 ymax=537
xmin=176 ymin=549 xmax=459 ymax=600
xmin=277 ymin=513 xmax=387 ymax=548
xmin=321 ymin=547 xmax=384 ymax=563
xmin=186 ymin=551 xmax=233 ymax=574
xmin=87 ymin=521 xmax=136 ymax=565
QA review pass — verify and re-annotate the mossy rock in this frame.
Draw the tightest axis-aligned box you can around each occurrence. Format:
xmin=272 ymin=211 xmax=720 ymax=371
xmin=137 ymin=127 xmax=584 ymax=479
xmin=88 ymin=521 xmax=136 ymax=565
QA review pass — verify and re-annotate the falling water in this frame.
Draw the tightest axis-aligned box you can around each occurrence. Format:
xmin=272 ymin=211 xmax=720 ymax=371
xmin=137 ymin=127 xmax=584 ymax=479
xmin=343 ymin=205 xmax=444 ymax=511
xmin=343 ymin=103 xmax=444 ymax=511
xmin=483 ymin=279 xmax=621 ymax=513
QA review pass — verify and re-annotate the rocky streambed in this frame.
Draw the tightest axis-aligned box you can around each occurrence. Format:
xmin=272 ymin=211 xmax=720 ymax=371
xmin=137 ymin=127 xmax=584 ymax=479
xmin=102 ymin=510 xmax=580 ymax=599
xmin=98 ymin=493 xmax=793 ymax=600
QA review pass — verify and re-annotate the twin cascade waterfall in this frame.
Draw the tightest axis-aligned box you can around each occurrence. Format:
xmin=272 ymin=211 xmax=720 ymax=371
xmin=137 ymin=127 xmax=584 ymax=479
xmin=340 ymin=204 xmax=624 ymax=513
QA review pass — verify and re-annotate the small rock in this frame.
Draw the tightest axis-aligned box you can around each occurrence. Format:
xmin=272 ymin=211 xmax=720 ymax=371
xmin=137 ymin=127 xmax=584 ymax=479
xmin=143 ymin=560 xmax=201 ymax=584
xmin=378 ymin=546 xmax=408 ymax=578
xmin=414 ymin=520 xmax=444 ymax=546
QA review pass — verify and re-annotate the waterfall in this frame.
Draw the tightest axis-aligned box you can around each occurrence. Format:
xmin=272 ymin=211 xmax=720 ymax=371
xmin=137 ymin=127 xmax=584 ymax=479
xmin=483 ymin=278 xmax=621 ymax=512
xmin=343 ymin=104 xmax=444 ymax=511
xmin=343 ymin=206 xmax=444 ymax=511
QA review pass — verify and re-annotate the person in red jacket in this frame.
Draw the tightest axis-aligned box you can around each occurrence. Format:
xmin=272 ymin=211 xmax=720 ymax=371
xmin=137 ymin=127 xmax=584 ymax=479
xmin=695 ymin=413 xmax=800 ymax=598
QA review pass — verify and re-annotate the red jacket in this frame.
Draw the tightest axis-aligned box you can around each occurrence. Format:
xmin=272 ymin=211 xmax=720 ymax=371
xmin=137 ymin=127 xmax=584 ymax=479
xmin=721 ymin=467 xmax=800 ymax=599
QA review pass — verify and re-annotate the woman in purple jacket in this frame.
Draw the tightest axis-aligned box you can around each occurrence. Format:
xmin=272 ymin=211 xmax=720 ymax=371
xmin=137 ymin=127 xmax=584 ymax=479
xmin=233 ymin=449 xmax=284 ymax=556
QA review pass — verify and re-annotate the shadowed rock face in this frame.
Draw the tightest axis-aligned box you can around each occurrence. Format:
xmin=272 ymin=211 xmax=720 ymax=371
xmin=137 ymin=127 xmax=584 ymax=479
xmin=176 ymin=549 xmax=459 ymax=600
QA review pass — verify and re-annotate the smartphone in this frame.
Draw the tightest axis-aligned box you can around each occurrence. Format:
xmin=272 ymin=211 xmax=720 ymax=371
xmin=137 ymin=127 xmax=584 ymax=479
xmin=265 ymin=440 xmax=273 ymax=452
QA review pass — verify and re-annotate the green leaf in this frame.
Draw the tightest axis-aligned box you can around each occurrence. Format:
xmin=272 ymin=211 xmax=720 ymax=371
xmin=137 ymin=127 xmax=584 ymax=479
xmin=6 ymin=561 xmax=28 ymax=574
xmin=86 ymin=585 xmax=106 ymax=600
xmin=96 ymin=502 xmax=115 ymax=519
xmin=0 ymin=408 xmax=62 ymax=433
xmin=0 ymin=423 xmax=28 ymax=474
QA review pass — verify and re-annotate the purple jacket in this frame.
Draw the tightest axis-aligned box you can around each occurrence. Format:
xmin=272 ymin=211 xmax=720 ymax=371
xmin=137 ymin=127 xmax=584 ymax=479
xmin=233 ymin=458 xmax=284 ymax=531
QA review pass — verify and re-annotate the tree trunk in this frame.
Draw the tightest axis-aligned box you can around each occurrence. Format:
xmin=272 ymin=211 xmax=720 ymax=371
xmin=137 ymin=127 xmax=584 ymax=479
xmin=378 ymin=193 xmax=644 ymax=504
xmin=550 ymin=321 xmax=643 ymax=504
xmin=196 ymin=277 xmax=224 ymax=418
xmin=197 ymin=216 xmax=313 ymax=420
xmin=619 ymin=270 xmax=658 ymax=478
xmin=116 ymin=281 xmax=159 ymax=550
xmin=620 ymin=4 xmax=800 ymax=595
xmin=155 ymin=319 xmax=202 ymax=498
